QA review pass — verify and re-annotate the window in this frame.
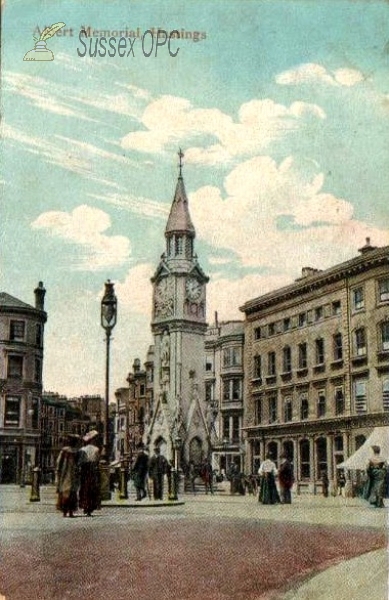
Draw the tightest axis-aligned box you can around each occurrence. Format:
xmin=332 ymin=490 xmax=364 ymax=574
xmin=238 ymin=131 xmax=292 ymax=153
xmin=315 ymin=338 xmax=325 ymax=365
xmin=298 ymin=343 xmax=307 ymax=369
xmin=317 ymin=392 xmax=326 ymax=418
xmin=282 ymin=346 xmax=292 ymax=373
xmin=300 ymin=439 xmax=310 ymax=479
xmin=35 ymin=324 xmax=43 ymax=347
xmin=253 ymin=355 xmax=262 ymax=379
xmin=315 ymin=307 xmax=323 ymax=321
xmin=254 ymin=327 xmax=261 ymax=340
xmin=232 ymin=379 xmax=241 ymax=400
xmin=352 ymin=287 xmax=364 ymax=311
xmin=268 ymin=352 xmax=276 ymax=376
xmin=10 ymin=320 xmax=25 ymax=341
xmin=381 ymin=322 xmax=389 ymax=351
xmin=223 ymin=346 xmax=242 ymax=367
xmin=34 ymin=358 xmax=42 ymax=383
xmin=223 ymin=416 xmax=230 ymax=439
xmin=284 ymin=397 xmax=292 ymax=422
xmin=139 ymin=384 xmax=145 ymax=396
xmin=355 ymin=328 xmax=367 ymax=356
xmin=268 ymin=396 xmax=277 ymax=423
xmin=283 ymin=318 xmax=291 ymax=331
xmin=205 ymin=357 xmax=213 ymax=372
xmin=205 ymin=382 xmax=213 ymax=402
xmin=300 ymin=395 xmax=309 ymax=420
xmin=378 ymin=278 xmax=389 ymax=302
xmin=223 ymin=379 xmax=230 ymax=400
xmin=268 ymin=322 xmax=276 ymax=336
xmin=175 ymin=235 xmax=183 ymax=255
xmin=333 ymin=333 xmax=343 ymax=361
xmin=232 ymin=416 xmax=240 ymax=442
xmin=332 ymin=301 xmax=341 ymax=315
xmin=298 ymin=312 xmax=307 ymax=327
xmin=255 ymin=397 xmax=262 ymax=424
xmin=354 ymin=380 xmax=367 ymax=414
xmin=223 ymin=379 xmax=241 ymax=401
xmin=7 ymin=355 xmax=23 ymax=379
xmin=335 ymin=388 xmax=344 ymax=415
xmin=4 ymin=396 xmax=21 ymax=427
xmin=383 ymin=380 xmax=389 ymax=411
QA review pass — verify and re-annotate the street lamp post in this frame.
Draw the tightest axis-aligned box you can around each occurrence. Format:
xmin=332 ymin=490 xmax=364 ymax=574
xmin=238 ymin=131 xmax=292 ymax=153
xmin=100 ymin=280 xmax=117 ymax=500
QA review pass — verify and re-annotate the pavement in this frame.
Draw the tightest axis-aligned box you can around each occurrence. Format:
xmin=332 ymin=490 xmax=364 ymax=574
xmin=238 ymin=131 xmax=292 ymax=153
xmin=1 ymin=484 xmax=388 ymax=600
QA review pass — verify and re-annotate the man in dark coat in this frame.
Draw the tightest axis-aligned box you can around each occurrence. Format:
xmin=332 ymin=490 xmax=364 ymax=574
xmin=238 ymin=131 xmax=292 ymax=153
xmin=278 ymin=453 xmax=294 ymax=504
xmin=132 ymin=443 xmax=149 ymax=501
xmin=148 ymin=446 xmax=167 ymax=500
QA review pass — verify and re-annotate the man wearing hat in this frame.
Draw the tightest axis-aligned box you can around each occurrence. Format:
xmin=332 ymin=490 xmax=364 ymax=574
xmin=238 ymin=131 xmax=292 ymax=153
xmin=278 ymin=453 xmax=294 ymax=504
xmin=78 ymin=430 xmax=101 ymax=516
xmin=132 ymin=443 xmax=149 ymax=501
xmin=148 ymin=446 xmax=168 ymax=500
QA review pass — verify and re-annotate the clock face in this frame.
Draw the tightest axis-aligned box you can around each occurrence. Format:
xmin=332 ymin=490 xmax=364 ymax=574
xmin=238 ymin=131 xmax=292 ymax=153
xmin=186 ymin=278 xmax=202 ymax=302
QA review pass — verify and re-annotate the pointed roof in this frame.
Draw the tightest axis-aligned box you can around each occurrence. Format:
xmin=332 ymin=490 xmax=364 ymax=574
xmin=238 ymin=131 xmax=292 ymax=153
xmin=0 ymin=292 xmax=35 ymax=311
xmin=165 ymin=176 xmax=195 ymax=237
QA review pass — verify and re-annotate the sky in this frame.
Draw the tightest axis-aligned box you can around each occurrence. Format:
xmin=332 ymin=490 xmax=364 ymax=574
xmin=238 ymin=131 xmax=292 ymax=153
xmin=1 ymin=0 xmax=389 ymax=396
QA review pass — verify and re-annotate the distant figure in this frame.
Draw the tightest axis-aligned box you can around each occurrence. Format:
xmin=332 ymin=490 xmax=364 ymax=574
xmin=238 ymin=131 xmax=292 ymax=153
xmin=201 ymin=458 xmax=214 ymax=495
xmin=364 ymin=445 xmax=387 ymax=508
xmin=229 ymin=462 xmax=240 ymax=495
xmin=337 ymin=470 xmax=346 ymax=497
xmin=132 ymin=443 xmax=149 ymax=501
xmin=321 ymin=470 xmax=329 ymax=498
xmin=55 ymin=434 xmax=80 ymax=518
xmin=149 ymin=446 xmax=167 ymax=500
xmin=78 ymin=430 xmax=101 ymax=517
xmin=258 ymin=454 xmax=280 ymax=505
xmin=278 ymin=454 xmax=294 ymax=504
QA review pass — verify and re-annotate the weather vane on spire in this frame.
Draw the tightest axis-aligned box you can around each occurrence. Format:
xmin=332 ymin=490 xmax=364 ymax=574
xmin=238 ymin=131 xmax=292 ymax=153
xmin=178 ymin=148 xmax=184 ymax=177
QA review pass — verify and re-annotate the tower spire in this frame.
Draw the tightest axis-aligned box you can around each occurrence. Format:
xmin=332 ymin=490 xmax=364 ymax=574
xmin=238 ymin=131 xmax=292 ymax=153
xmin=178 ymin=148 xmax=184 ymax=178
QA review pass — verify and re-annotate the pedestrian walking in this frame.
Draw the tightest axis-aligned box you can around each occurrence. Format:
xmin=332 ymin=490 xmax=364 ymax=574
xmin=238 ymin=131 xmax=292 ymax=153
xmin=364 ymin=445 xmax=387 ymax=508
xmin=55 ymin=434 xmax=80 ymax=518
xmin=148 ymin=446 xmax=167 ymax=500
xmin=278 ymin=454 xmax=294 ymax=504
xmin=78 ymin=430 xmax=101 ymax=517
xmin=200 ymin=458 xmax=214 ymax=495
xmin=258 ymin=454 xmax=280 ymax=505
xmin=132 ymin=443 xmax=149 ymax=501
xmin=337 ymin=470 xmax=346 ymax=497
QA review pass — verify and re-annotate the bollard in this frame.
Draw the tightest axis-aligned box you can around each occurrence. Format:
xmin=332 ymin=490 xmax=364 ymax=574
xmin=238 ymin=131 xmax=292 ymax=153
xmin=119 ymin=463 xmax=128 ymax=499
xmin=99 ymin=460 xmax=111 ymax=501
xmin=29 ymin=467 xmax=41 ymax=502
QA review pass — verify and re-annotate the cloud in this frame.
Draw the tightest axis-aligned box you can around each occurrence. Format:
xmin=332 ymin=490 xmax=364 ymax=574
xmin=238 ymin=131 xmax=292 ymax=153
xmin=31 ymin=205 xmax=131 ymax=270
xmin=114 ymin=263 xmax=155 ymax=317
xmin=88 ymin=192 xmax=169 ymax=220
xmin=276 ymin=63 xmax=364 ymax=87
xmin=188 ymin=155 xmax=389 ymax=274
xmin=121 ymin=95 xmax=325 ymax=163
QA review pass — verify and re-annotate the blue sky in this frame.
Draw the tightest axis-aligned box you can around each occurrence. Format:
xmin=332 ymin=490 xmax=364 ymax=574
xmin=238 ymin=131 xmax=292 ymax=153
xmin=2 ymin=0 xmax=389 ymax=395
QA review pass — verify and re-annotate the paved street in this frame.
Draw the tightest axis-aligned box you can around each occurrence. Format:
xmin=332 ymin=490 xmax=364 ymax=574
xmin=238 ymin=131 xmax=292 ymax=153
xmin=0 ymin=485 xmax=387 ymax=600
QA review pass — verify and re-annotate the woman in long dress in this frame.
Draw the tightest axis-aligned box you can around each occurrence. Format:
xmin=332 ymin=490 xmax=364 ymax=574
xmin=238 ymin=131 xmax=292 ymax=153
xmin=78 ymin=430 xmax=101 ymax=516
xmin=258 ymin=454 xmax=280 ymax=505
xmin=55 ymin=434 xmax=80 ymax=518
xmin=364 ymin=445 xmax=387 ymax=508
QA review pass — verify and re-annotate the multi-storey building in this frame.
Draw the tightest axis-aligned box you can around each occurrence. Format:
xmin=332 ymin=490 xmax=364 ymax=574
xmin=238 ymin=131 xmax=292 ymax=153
xmin=205 ymin=317 xmax=245 ymax=473
xmin=114 ymin=356 xmax=152 ymax=464
xmin=0 ymin=283 xmax=47 ymax=484
xmin=241 ymin=240 xmax=389 ymax=492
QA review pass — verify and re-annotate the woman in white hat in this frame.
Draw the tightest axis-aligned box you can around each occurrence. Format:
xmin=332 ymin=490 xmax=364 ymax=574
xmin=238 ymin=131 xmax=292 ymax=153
xmin=78 ymin=430 xmax=101 ymax=516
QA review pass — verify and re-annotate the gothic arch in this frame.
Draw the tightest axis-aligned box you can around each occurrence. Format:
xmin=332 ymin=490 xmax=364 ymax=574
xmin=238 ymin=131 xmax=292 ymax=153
xmin=189 ymin=436 xmax=203 ymax=465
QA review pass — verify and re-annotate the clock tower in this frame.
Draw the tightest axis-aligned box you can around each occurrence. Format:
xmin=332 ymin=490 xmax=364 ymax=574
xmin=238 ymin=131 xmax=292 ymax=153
xmin=149 ymin=151 xmax=210 ymax=466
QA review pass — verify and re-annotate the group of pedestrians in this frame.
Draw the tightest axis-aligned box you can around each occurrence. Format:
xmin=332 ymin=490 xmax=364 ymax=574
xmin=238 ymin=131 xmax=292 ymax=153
xmin=55 ymin=430 xmax=100 ymax=518
xmin=257 ymin=453 xmax=294 ymax=505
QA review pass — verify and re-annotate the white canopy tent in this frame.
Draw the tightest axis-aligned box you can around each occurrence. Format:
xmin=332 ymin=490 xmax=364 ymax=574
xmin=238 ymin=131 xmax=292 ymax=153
xmin=337 ymin=426 xmax=389 ymax=470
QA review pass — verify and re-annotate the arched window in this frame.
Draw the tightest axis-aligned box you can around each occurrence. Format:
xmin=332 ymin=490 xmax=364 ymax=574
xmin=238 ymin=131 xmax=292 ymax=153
xmin=316 ymin=437 xmax=327 ymax=477
xmin=299 ymin=439 xmax=310 ymax=479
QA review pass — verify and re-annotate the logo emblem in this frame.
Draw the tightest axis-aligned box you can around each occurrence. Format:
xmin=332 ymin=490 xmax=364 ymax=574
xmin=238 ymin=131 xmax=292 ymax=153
xmin=24 ymin=23 xmax=65 ymax=61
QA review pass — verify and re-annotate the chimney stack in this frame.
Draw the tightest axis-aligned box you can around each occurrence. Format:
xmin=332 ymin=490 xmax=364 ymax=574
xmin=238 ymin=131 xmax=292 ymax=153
xmin=34 ymin=281 xmax=46 ymax=310
xmin=358 ymin=237 xmax=376 ymax=254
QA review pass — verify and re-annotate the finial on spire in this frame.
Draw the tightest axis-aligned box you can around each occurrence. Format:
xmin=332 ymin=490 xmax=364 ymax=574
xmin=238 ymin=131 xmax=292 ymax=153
xmin=178 ymin=148 xmax=184 ymax=178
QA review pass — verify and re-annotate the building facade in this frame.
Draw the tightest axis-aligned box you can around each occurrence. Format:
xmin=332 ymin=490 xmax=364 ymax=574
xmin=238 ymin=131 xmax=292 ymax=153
xmin=0 ymin=283 xmax=47 ymax=484
xmin=205 ymin=318 xmax=245 ymax=473
xmin=241 ymin=240 xmax=389 ymax=492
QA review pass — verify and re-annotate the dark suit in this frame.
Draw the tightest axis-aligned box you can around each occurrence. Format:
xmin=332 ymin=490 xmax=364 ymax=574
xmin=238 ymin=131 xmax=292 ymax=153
xmin=133 ymin=451 xmax=149 ymax=500
xmin=149 ymin=453 xmax=167 ymax=500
